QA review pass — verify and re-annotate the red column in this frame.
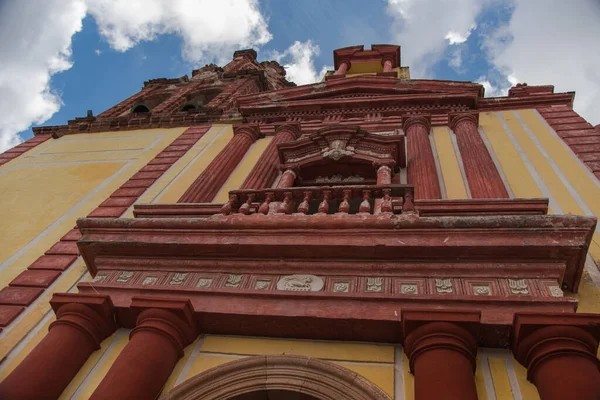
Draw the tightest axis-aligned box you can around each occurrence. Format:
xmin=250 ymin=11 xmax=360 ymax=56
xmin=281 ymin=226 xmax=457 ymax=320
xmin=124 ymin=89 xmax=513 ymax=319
xmin=241 ymin=124 xmax=301 ymax=189
xmin=179 ymin=125 xmax=260 ymax=203
xmin=382 ymin=59 xmax=393 ymax=73
xmin=449 ymin=113 xmax=508 ymax=199
xmin=403 ymin=311 xmax=480 ymax=400
xmin=513 ymin=313 xmax=600 ymax=400
xmin=403 ymin=115 xmax=441 ymax=199
xmin=0 ymin=294 xmax=115 ymax=400
xmin=277 ymin=169 xmax=297 ymax=188
xmin=334 ymin=60 xmax=350 ymax=75
xmin=90 ymin=298 xmax=197 ymax=400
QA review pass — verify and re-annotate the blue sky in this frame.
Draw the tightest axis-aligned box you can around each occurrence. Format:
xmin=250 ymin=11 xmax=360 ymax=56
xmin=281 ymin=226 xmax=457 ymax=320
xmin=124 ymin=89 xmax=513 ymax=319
xmin=1 ymin=0 xmax=599 ymax=151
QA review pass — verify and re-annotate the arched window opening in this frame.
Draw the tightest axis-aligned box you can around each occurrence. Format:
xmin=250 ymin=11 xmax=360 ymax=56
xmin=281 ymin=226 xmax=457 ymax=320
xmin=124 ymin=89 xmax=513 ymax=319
xmin=181 ymin=104 xmax=196 ymax=112
xmin=132 ymin=104 xmax=150 ymax=113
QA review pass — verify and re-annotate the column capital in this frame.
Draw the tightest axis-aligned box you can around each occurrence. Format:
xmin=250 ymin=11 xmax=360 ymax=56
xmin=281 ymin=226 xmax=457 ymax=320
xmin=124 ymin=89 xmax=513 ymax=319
xmin=50 ymin=293 xmax=116 ymax=348
xmin=512 ymin=312 xmax=600 ymax=376
xmin=402 ymin=310 xmax=481 ymax=372
xmin=448 ymin=112 xmax=479 ymax=131
xmin=233 ymin=124 xmax=261 ymax=142
xmin=402 ymin=114 xmax=431 ymax=132
xmin=130 ymin=297 xmax=197 ymax=357
xmin=274 ymin=123 xmax=302 ymax=140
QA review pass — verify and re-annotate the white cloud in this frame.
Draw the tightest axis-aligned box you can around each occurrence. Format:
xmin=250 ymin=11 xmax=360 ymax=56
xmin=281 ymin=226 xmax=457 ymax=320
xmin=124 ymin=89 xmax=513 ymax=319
xmin=386 ymin=0 xmax=489 ymax=77
xmin=86 ymin=0 xmax=272 ymax=64
xmin=0 ymin=0 xmax=86 ymax=152
xmin=481 ymin=0 xmax=600 ymax=125
xmin=0 ymin=0 xmax=273 ymax=151
xmin=272 ymin=40 xmax=330 ymax=85
xmin=95 ymin=49 xmax=101 ymax=55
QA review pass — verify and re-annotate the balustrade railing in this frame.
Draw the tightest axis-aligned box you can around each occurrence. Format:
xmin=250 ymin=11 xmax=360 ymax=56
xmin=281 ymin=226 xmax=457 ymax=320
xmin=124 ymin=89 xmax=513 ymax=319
xmin=220 ymin=184 xmax=415 ymax=215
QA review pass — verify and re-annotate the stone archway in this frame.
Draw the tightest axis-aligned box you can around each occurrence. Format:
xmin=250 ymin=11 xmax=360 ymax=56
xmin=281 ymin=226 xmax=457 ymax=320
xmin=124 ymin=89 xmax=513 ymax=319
xmin=162 ymin=355 xmax=391 ymax=400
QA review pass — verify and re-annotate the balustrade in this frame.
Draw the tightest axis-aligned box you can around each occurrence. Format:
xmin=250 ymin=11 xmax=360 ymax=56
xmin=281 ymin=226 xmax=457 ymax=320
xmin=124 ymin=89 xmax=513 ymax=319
xmin=219 ymin=184 xmax=415 ymax=215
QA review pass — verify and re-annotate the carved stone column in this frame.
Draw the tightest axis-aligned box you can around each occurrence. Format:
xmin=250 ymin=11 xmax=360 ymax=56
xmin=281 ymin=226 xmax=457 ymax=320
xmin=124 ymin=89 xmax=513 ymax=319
xmin=179 ymin=125 xmax=260 ymax=203
xmin=373 ymin=164 xmax=393 ymax=214
xmin=403 ymin=311 xmax=480 ymax=400
xmin=449 ymin=113 xmax=508 ymax=198
xmin=513 ymin=313 xmax=600 ymax=400
xmin=403 ymin=115 xmax=441 ymax=199
xmin=89 ymin=298 xmax=197 ymax=400
xmin=334 ymin=60 xmax=350 ymax=75
xmin=241 ymin=124 xmax=301 ymax=189
xmin=0 ymin=294 xmax=115 ymax=400
xmin=277 ymin=169 xmax=297 ymax=188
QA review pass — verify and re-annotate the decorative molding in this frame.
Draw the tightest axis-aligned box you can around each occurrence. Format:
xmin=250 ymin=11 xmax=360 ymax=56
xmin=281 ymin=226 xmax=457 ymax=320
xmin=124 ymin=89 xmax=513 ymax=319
xmin=277 ymin=275 xmax=324 ymax=292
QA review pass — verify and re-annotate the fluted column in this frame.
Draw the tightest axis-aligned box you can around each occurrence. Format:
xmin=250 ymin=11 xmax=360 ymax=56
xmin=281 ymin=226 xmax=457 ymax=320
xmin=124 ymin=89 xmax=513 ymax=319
xmin=449 ymin=113 xmax=508 ymax=198
xmin=403 ymin=115 xmax=441 ymax=199
xmin=0 ymin=294 xmax=115 ymax=400
xmin=90 ymin=298 xmax=197 ymax=400
xmin=179 ymin=125 xmax=260 ymax=202
xmin=403 ymin=312 xmax=480 ymax=400
xmin=241 ymin=124 xmax=301 ymax=189
xmin=513 ymin=313 xmax=600 ymax=400
xmin=334 ymin=60 xmax=350 ymax=75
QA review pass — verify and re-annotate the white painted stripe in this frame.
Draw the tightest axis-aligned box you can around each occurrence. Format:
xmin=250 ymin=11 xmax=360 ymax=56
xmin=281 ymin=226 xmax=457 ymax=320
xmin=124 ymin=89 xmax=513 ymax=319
xmin=71 ymin=329 xmax=131 ymax=400
xmin=479 ymin=127 xmax=514 ymax=198
xmin=174 ymin=336 xmax=206 ymax=387
xmin=533 ymin=110 xmax=600 ymax=190
xmin=152 ymin=126 xmax=227 ymax=203
xmin=478 ymin=350 xmax=497 ymax=400
xmin=0 ymin=160 xmax=135 ymax=273
xmin=447 ymin=127 xmax=472 ymax=198
xmin=495 ymin=112 xmax=563 ymax=214
xmin=429 ymin=132 xmax=447 ymax=199
xmin=514 ymin=111 xmax=599 ymax=235
xmin=505 ymin=358 xmax=524 ymax=400
xmin=394 ymin=346 xmax=406 ymax=400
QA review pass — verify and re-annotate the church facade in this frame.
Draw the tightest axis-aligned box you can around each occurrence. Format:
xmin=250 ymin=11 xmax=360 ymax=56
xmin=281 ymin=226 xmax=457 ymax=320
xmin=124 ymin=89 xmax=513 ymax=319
xmin=0 ymin=45 xmax=599 ymax=399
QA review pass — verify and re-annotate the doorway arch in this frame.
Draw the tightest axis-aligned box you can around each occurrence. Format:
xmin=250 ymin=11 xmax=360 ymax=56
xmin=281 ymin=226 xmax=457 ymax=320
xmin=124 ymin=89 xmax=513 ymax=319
xmin=162 ymin=355 xmax=391 ymax=400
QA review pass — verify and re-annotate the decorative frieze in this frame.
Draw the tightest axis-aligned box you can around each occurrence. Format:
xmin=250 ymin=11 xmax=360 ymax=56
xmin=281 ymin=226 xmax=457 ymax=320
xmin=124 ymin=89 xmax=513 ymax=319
xmin=277 ymin=275 xmax=324 ymax=292
xmin=435 ymin=278 xmax=453 ymax=294
xmin=116 ymin=271 xmax=133 ymax=283
xmin=366 ymin=277 xmax=383 ymax=292
xmin=508 ymin=279 xmax=529 ymax=295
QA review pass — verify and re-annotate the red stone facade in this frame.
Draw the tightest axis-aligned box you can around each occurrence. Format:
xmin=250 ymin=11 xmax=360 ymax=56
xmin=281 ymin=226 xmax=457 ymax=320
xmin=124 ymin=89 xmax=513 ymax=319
xmin=2 ymin=45 xmax=600 ymax=400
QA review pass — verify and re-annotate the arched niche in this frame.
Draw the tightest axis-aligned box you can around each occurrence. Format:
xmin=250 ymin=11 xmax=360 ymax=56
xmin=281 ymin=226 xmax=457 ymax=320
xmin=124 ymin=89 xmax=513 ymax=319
xmin=132 ymin=104 xmax=150 ymax=113
xmin=162 ymin=355 xmax=391 ymax=400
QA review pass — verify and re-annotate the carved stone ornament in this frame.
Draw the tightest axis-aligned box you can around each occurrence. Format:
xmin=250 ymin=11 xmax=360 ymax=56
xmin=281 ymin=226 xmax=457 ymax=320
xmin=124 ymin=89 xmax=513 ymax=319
xmin=142 ymin=276 xmax=157 ymax=286
xmin=322 ymin=140 xmax=354 ymax=161
xmin=548 ymin=285 xmax=564 ymax=297
xmin=508 ymin=279 xmax=529 ymax=295
xmin=276 ymin=274 xmax=324 ymax=292
xmin=473 ymin=285 xmax=491 ymax=296
xmin=255 ymin=280 xmax=270 ymax=290
xmin=333 ymin=282 xmax=349 ymax=292
xmin=400 ymin=284 xmax=417 ymax=294
xmin=197 ymin=278 xmax=213 ymax=288
xmin=170 ymin=273 xmax=188 ymax=285
xmin=116 ymin=271 xmax=133 ymax=283
xmin=366 ymin=277 xmax=383 ymax=292
xmin=225 ymin=274 xmax=243 ymax=288
xmin=435 ymin=278 xmax=453 ymax=294
xmin=315 ymin=174 xmax=365 ymax=184
xmin=91 ymin=275 xmax=107 ymax=283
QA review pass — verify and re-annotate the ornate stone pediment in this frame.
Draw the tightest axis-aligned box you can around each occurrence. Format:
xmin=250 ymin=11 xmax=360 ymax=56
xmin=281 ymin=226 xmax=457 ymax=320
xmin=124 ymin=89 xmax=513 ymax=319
xmin=277 ymin=125 xmax=405 ymax=181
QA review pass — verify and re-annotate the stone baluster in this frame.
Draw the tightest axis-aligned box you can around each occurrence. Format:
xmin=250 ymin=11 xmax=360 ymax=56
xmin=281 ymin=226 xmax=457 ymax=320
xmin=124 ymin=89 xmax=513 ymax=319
xmin=338 ymin=189 xmax=351 ymax=213
xmin=374 ymin=164 xmax=393 ymax=214
xmin=258 ymin=192 xmax=274 ymax=215
xmin=179 ymin=124 xmax=260 ymax=203
xmin=512 ymin=313 xmax=600 ymax=400
xmin=380 ymin=188 xmax=393 ymax=213
xmin=297 ymin=191 xmax=311 ymax=214
xmin=220 ymin=194 xmax=238 ymax=215
xmin=241 ymin=124 xmax=301 ymax=189
xmin=318 ymin=190 xmax=331 ymax=214
xmin=238 ymin=194 xmax=254 ymax=215
xmin=403 ymin=115 xmax=441 ymax=199
xmin=449 ymin=113 xmax=509 ymax=199
xmin=89 ymin=298 xmax=197 ymax=400
xmin=359 ymin=190 xmax=372 ymax=214
xmin=403 ymin=311 xmax=480 ymax=400
xmin=403 ymin=188 xmax=415 ymax=213
xmin=0 ymin=294 xmax=115 ymax=400
xmin=277 ymin=192 xmax=294 ymax=214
